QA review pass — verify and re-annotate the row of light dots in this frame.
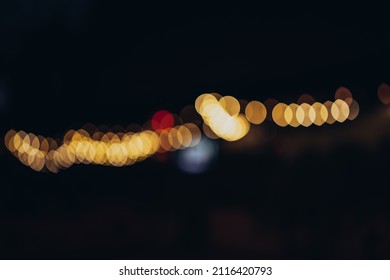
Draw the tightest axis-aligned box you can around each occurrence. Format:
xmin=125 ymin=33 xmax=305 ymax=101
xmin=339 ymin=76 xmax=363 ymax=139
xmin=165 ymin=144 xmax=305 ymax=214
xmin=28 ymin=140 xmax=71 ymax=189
xmin=4 ymin=123 xmax=201 ymax=173
xmin=4 ymin=86 xmax=363 ymax=172
xmin=196 ymin=87 xmax=359 ymax=142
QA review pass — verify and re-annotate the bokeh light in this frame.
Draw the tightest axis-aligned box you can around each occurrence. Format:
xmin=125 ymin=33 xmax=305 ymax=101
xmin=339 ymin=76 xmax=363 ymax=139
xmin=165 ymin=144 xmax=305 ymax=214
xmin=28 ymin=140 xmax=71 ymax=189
xmin=245 ymin=101 xmax=267 ymax=125
xmin=219 ymin=96 xmax=241 ymax=117
xmin=152 ymin=110 xmax=174 ymax=130
xmin=203 ymin=122 xmax=219 ymax=139
xmin=335 ymin=86 xmax=353 ymax=101
xmin=296 ymin=103 xmax=314 ymax=127
xmin=272 ymin=103 xmax=288 ymax=127
xmin=4 ymin=90 xmax=360 ymax=172
xmin=297 ymin=94 xmax=315 ymax=105
xmin=324 ymin=101 xmax=336 ymax=124
xmin=284 ymin=103 xmax=300 ymax=127
xmin=378 ymin=83 xmax=390 ymax=105
xmin=4 ymin=121 xmax=202 ymax=173
xmin=176 ymin=137 xmax=218 ymax=174
xmin=311 ymin=102 xmax=328 ymax=126
xmin=346 ymin=98 xmax=359 ymax=120
xmin=331 ymin=99 xmax=350 ymax=122
xmin=196 ymin=93 xmax=250 ymax=141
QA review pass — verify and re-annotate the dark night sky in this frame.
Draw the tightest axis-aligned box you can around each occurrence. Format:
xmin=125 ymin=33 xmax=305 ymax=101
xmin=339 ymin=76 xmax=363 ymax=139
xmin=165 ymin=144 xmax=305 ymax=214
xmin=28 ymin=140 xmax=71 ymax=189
xmin=1 ymin=3 xmax=389 ymax=129
xmin=0 ymin=2 xmax=390 ymax=259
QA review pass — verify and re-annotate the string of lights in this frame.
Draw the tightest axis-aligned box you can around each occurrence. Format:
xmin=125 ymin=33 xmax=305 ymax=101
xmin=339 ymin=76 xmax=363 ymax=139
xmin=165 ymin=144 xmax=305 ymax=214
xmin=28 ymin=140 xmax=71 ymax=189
xmin=3 ymin=83 xmax=390 ymax=173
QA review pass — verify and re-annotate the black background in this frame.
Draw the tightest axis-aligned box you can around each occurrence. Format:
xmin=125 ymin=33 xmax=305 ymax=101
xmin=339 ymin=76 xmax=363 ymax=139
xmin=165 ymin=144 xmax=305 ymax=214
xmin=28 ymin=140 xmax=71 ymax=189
xmin=0 ymin=2 xmax=389 ymax=259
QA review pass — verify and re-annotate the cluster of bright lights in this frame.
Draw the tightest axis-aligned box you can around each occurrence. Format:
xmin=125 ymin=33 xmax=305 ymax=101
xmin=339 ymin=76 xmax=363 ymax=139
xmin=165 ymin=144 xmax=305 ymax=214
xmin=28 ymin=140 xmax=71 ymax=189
xmin=4 ymin=123 xmax=201 ymax=173
xmin=4 ymin=86 xmax=368 ymax=172
xmin=195 ymin=88 xmax=360 ymax=141
xmin=270 ymin=87 xmax=359 ymax=127
xmin=195 ymin=93 xmax=250 ymax=141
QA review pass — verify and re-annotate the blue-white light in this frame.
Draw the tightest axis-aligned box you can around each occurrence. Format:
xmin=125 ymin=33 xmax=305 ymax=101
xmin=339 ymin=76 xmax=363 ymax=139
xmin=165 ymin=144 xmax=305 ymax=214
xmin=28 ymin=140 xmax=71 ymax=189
xmin=176 ymin=137 xmax=218 ymax=174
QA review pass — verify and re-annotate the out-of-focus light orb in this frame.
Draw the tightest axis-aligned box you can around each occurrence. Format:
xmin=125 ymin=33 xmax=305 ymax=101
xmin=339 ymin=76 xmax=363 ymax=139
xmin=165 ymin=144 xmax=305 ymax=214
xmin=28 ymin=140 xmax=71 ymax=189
xmin=219 ymin=96 xmax=240 ymax=117
xmin=195 ymin=93 xmax=217 ymax=114
xmin=311 ymin=102 xmax=328 ymax=126
xmin=151 ymin=110 xmax=174 ymax=130
xmin=284 ymin=103 xmax=300 ymax=127
xmin=177 ymin=125 xmax=192 ymax=148
xmin=378 ymin=83 xmax=390 ymax=105
xmin=203 ymin=122 xmax=219 ymax=139
xmin=331 ymin=99 xmax=350 ymax=122
xmin=180 ymin=105 xmax=200 ymax=123
xmin=323 ymin=101 xmax=336 ymax=124
xmin=296 ymin=103 xmax=314 ymax=127
xmin=335 ymin=86 xmax=353 ymax=101
xmin=196 ymin=93 xmax=250 ymax=141
xmin=245 ymin=101 xmax=267 ymax=124
xmin=184 ymin=123 xmax=201 ymax=147
xmin=297 ymin=94 xmax=315 ymax=105
xmin=272 ymin=103 xmax=288 ymax=127
xmin=346 ymin=98 xmax=359 ymax=120
xmin=176 ymin=137 xmax=218 ymax=174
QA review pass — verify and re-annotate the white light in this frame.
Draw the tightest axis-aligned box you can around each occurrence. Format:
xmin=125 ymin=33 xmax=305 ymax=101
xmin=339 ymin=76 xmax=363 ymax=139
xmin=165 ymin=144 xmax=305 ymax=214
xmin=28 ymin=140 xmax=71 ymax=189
xmin=176 ymin=137 xmax=218 ymax=174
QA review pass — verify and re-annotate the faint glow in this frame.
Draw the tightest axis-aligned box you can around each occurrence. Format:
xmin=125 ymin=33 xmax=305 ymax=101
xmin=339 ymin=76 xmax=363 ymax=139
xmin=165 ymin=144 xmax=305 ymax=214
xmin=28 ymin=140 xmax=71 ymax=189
xmin=184 ymin=123 xmax=201 ymax=147
xmin=297 ymin=94 xmax=315 ymax=105
xmin=346 ymin=98 xmax=359 ymax=120
xmin=159 ymin=129 xmax=172 ymax=152
xmin=324 ymin=101 xmax=336 ymax=124
xmin=245 ymin=101 xmax=267 ymax=124
xmin=177 ymin=137 xmax=218 ymax=174
xmin=177 ymin=125 xmax=192 ymax=148
xmin=335 ymin=86 xmax=353 ymax=101
xmin=4 ymin=130 xmax=16 ymax=152
xmin=180 ymin=105 xmax=200 ymax=123
xmin=378 ymin=83 xmax=390 ymax=105
xmin=152 ymin=110 xmax=174 ymax=130
xmin=203 ymin=122 xmax=219 ymax=139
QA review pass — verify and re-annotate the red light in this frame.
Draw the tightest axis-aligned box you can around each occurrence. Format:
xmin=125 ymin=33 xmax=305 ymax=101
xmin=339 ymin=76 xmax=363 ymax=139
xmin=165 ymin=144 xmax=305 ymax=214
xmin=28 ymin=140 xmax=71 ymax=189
xmin=151 ymin=110 xmax=174 ymax=130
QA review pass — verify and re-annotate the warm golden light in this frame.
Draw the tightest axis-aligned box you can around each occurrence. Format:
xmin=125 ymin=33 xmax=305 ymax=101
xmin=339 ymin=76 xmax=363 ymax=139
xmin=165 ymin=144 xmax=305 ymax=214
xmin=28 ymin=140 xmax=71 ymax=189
xmin=296 ymin=103 xmax=314 ymax=127
xmin=284 ymin=103 xmax=300 ymax=127
xmin=219 ymin=96 xmax=240 ymax=117
xmin=245 ymin=101 xmax=267 ymax=124
xmin=311 ymin=102 xmax=328 ymax=126
xmin=4 ymin=90 xmax=360 ymax=172
xmin=196 ymin=93 xmax=250 ymax=141
xmin=184 ymin=123 xmax=201 ymax=147
xmin=177 ymin=125 xmax=192 ymax=148
xmin=272 ymin=103 xmax=288 ymax=127
xmin=331 ymin=99 xmax=350 ymax=122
